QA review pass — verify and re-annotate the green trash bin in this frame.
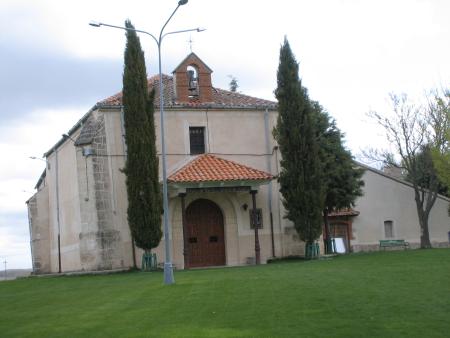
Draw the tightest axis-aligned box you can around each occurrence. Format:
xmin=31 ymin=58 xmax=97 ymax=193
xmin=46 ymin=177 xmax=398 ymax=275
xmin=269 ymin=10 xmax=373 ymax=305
xmin=142 ymin=252 xmax=157 ymax=271
xmin=305 ymin=243 xmax=320 ymax=260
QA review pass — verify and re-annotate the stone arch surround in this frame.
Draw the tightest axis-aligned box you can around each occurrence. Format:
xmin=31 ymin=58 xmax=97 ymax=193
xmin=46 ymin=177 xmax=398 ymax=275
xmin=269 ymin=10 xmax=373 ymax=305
xmin=169 ymin=192 xmax=240 ymax=269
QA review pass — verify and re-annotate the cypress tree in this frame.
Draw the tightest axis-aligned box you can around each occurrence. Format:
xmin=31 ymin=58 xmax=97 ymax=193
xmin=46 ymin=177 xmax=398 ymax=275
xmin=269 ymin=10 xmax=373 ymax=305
xmin=312 ymin=102 xmax=364 ymax=253
xmin=122 ymin=20 xmax=162 ymax=257
xmin=273 ymin=38 xmax=325 ymax=256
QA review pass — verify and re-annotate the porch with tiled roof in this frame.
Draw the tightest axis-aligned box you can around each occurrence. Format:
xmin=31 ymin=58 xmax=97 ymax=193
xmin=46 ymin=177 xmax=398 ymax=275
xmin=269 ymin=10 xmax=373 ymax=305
xmin=167 ymin=154 xmax=274 ymax=268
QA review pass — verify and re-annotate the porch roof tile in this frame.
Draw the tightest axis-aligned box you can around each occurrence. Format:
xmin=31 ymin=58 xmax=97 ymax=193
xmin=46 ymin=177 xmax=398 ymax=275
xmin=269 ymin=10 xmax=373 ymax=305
xmin=328 ymin=208 xmax=360 ymax=217
xmin=168 ymin=154 xmax=273 ymax=183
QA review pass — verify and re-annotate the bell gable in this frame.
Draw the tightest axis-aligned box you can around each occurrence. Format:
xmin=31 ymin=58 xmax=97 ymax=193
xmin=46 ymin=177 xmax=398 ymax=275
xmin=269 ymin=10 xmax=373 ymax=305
xmin=172 ymin=52 xmax=213 ymax=103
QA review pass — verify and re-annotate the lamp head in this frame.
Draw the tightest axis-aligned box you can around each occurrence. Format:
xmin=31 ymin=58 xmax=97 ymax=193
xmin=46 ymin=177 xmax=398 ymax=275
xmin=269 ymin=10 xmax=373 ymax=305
xmin=178 ymin=0 xmax=188 ymax=5
xmin=197 ymin=28 xmax=206 ymax=32
xmin=89 ymin=21 xmax=101 ymax=27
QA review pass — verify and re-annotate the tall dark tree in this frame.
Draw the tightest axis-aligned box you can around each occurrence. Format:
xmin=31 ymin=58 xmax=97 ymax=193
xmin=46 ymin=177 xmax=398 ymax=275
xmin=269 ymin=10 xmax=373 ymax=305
xmin=122 ymin=20 xmax=162 ymax=256
xmin=273 ymin=38 xmax=324 ymax=255
xmin=312 ymin=102 xmax=365 ymax=253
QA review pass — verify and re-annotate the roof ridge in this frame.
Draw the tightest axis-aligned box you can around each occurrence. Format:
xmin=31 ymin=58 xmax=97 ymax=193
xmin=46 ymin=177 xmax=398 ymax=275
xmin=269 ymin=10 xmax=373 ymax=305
xmin=98 ymin=74 xmax=278 ymax=109
xmin=355 ymin=161 xmax=450 ymax=203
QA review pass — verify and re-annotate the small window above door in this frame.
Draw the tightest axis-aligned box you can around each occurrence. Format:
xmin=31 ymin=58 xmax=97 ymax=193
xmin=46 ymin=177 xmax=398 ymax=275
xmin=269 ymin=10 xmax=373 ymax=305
xmin=189 ymin=127 xmax=205 ymax=155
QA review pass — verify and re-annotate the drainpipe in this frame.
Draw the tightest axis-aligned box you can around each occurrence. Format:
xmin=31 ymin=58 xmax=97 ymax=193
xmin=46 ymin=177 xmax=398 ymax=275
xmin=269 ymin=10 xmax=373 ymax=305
xmin=120 ymin=108 xmax=128 ymax=155
xmin=55 ymin=147 xmax=62 ymax=273
xmin=274 ymin=146 xmax=284 ymax=255
xmin=264 ymin=108 xmax=276 ymax=257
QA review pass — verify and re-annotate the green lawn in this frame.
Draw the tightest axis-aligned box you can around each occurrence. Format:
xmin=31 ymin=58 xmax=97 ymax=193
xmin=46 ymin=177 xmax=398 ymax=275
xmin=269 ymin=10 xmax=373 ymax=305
xmin=1 ymin=249 xmax=450 ymax=337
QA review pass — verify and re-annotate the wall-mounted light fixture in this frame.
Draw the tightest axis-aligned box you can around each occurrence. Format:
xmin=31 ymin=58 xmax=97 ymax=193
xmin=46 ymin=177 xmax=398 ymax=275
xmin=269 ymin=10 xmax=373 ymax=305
xmin=62 ymin=133 xmax=77 ymax=143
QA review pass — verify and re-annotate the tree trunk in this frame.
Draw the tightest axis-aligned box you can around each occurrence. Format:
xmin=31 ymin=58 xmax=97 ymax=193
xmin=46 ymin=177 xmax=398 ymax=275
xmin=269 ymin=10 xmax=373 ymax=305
xmin=323 ymin=208 xmax=332 ymax=254
xmin=414 ymin=195 xmax=432 ymax=249
xmin=417 ymin=211 xmax=432 ymax=248
xmin=131 ymin=236 xmax=137 ymax=269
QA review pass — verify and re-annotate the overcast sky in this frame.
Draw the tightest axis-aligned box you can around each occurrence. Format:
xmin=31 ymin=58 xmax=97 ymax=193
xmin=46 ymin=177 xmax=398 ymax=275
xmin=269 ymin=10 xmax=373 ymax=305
xmin=1 ymin=0 xmax=449 ymax=269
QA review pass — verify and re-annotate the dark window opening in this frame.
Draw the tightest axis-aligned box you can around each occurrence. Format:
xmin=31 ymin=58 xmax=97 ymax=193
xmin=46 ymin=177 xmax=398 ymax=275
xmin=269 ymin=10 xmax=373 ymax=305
xmin=189 ymin=127 xmax=205 ymax=154
xmin=187 ymin=65 xmax=199 ymax=98
xmin=189 ymin=237 xmax=198 ymax=244
xmin=209 ymin=236 xmax=218 ymax=243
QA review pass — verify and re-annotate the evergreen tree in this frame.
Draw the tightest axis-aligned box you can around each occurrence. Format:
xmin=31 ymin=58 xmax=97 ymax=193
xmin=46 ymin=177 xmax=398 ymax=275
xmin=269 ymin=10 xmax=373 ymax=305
xmin=273 ymin=38 xmax=324 ymax=255
xmin=122 ymin=20 xmax=162 ymax=255
xmin=228 ymin=75 xmax=239 ymax=92
xmin=312 ymin=102 xmax=364 ymax=253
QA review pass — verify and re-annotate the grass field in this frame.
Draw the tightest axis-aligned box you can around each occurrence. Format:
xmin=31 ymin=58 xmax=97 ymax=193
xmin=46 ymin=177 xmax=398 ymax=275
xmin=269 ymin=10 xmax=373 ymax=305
xmin=1 ymin=249 xmax=449 ymax=337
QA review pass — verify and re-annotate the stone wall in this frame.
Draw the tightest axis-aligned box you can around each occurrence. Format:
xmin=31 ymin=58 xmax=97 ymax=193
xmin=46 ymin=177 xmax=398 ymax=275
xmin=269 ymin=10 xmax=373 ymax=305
xmin=352 ymin=241 xmax=449 ymax=252
xmin=78 ymin=113 xmax=123 ymax=271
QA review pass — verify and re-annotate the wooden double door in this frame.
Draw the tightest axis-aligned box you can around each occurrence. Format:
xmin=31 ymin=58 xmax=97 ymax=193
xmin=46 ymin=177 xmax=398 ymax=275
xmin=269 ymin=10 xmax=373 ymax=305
xmin=186 ymin=199 xmax=226 ymax=268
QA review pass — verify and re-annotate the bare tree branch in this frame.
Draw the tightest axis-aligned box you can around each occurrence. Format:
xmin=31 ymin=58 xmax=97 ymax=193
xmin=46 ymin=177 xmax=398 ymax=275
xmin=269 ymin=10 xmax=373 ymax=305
xmin=366 ymin=92 xmax=447 ymax=248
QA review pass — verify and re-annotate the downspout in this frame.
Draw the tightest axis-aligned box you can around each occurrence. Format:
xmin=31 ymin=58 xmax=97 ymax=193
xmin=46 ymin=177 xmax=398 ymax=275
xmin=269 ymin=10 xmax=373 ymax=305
xmin=121 ymin=108 xmax=136 ymax=269
xmin=275 ymin=146 xmax=284 ymax=255
xmin=55 ymin=148 xmax=62 ymax=273
xmin=264 ymin=108 xmax=276 ymax=257
xmin=120 ymin=108 xmax=128 ymax=155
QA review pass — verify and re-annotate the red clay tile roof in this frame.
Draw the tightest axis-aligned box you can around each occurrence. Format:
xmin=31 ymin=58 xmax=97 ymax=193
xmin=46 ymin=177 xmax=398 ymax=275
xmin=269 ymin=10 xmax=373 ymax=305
xmin=328 ymin=208 xmax=360 ymax=217
xmin=98 ymin=74 xmax=277 ymax=109
xmin=168 ymin=154 xmax=273 ymax=183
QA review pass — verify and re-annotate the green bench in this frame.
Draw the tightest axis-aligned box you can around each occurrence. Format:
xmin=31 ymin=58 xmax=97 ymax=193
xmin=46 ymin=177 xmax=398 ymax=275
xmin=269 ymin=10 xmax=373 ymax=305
xmin=379 ymin=239 xmax=409 ymax=250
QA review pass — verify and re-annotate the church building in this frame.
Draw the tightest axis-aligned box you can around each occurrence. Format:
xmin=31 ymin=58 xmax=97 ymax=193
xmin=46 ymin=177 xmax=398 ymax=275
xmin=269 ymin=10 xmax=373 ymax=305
xmin=27 ymin=53 xmax=450 ymax=274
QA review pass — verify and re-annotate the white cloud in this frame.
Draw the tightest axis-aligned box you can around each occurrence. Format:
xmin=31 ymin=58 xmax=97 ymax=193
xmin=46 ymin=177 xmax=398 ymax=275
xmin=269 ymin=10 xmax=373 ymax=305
xmin=0 ymin=108 xmax=84 ymax=212
xmin=0 ymin=224 xmax=32 ymax=269
xmin=0 ymin=107 xmax=84 ymax=269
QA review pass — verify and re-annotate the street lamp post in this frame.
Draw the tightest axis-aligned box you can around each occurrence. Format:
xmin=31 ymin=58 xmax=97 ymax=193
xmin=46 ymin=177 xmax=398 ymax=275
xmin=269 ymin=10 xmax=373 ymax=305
xmin=90 ymin=0 xmax=204 ymax=285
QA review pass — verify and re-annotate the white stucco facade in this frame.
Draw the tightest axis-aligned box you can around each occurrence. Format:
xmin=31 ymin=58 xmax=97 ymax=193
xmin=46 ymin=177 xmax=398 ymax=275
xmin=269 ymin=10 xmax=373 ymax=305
xmin=351 ymin=166 xmax=450 ymax=251
xmin=26 ymin=53 xmax=450 ymax=274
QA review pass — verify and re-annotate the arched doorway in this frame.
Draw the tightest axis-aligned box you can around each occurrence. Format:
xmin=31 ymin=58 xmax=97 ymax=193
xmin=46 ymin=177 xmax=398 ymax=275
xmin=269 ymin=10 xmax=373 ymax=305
xmin=186 ymin=199 xmax=226 ymax=268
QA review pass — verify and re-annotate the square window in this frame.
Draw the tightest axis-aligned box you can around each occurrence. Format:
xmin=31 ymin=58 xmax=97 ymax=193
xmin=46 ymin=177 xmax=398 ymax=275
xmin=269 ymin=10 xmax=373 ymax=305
xmin=189 ymin=127 xmax=205 ymax=154
xmin=384 ymin=220 xmax=394 ymax=239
